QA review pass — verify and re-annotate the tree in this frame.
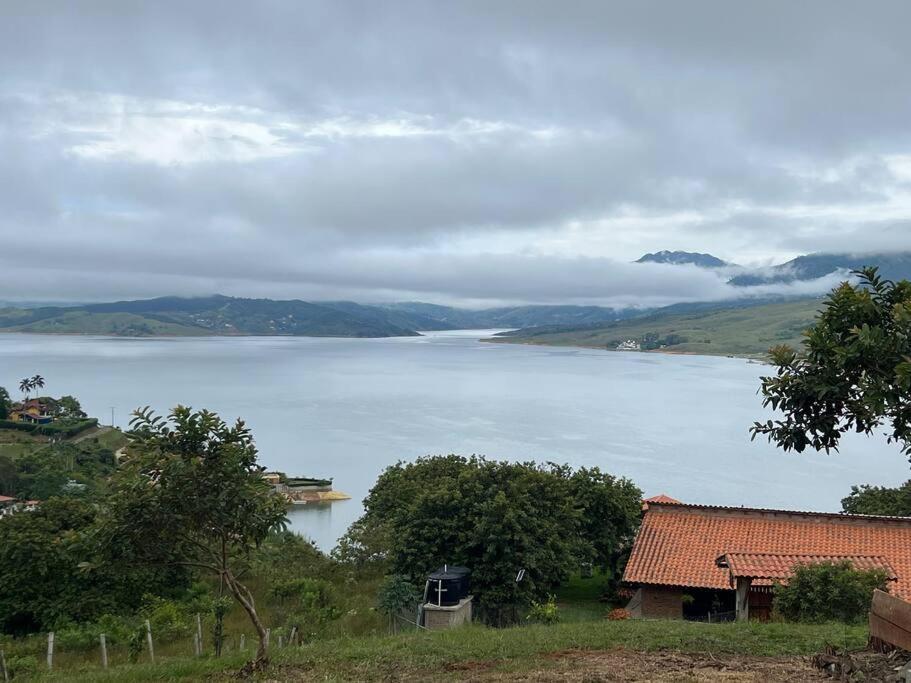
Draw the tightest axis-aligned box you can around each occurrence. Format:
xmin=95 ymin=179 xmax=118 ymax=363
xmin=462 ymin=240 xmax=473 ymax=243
xmin=96 ymin=406 xmax=287 ymax=670
xmin=56 ymin=395 xmax=86 ymax=419
xmin=30 ymin=375 xmax=45 ymax=396
xmin=337 ymin=455 xmax=641 ymax=625
xmin=773 ymin=561 xmax=889 ymax=623
xmin=0 ymin=386 xmax=10 ymax=419
xmin=19 ymin=378 xmax=32 ymax=402
xmin=0 ymin=497 xmax=185 ymax=635
xmin=752 ymin=268 xmax=911 ymax=456
xmin=842 ymin=480 xmax=911 ymax=516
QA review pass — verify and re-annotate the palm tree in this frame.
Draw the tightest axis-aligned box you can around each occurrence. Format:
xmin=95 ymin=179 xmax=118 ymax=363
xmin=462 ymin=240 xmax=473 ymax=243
xmin=30 ymin=375 xmax=45 ymax=397
xmin=19 ymin=378 xmax=32 ymax=402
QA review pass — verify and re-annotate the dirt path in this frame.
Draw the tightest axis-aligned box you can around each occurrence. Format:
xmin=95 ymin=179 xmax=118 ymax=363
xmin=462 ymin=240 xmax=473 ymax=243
xmin=431 ymin=649 xmax=827 ymax=682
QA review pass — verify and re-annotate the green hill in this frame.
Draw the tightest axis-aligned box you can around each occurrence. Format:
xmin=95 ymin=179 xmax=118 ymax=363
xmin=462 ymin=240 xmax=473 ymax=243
xmin=0 ymin=296 xmax=422 ymax=338
xmin=489 ymin=298 xmax=825 ymax=358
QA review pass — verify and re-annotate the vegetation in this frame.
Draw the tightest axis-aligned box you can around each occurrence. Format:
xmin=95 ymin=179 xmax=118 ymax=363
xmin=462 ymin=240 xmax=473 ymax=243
xmin=336 ymin=455 xmax=640 ymax=625
xmin=95 ymin=406 xmax=288 ymax=669
xmin=0 ymin=385 xmax=10 ymax=419
xmin=752 ymin=268 xmax=911 ymax=456
xmin=491 ymin=298 xmax=824 ymax=357
xmin=774 ymin=561 xmax=890 ymax=623
xmin=0 ymin=497 xmax=186 ymax=635
xmin=31 ymin=620 xmax=868 ymax=682
xmin=842 ymin=480 xmax=911 ymax=516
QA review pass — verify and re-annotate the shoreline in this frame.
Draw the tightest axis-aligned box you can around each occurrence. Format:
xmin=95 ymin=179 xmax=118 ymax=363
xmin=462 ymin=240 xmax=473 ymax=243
xmin=481 ymin=336 xmax=770 ymax=362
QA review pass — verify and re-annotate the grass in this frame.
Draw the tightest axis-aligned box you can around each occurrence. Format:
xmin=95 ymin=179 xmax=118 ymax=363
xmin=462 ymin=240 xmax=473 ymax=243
xmin=32 ymin=619 xmax=867 ymax=682
xmin=491 ymin=298 xmax=825 ymax=358
xmin=553 ymin=570 xmax=612 ymax=621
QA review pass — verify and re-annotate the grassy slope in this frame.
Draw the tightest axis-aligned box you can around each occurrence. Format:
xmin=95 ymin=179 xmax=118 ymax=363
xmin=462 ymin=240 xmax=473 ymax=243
xmin=490 ymin=298 xmax=824 ymax=358
xmin=0 ymin=311 xmax=203 ymax=336
xmin=38 ymin=620 xmax=866 ymax=682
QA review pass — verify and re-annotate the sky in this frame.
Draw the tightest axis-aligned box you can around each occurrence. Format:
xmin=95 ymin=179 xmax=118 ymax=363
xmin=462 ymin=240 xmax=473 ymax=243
xmin=2 ymin=1 xmax=911 ymax=307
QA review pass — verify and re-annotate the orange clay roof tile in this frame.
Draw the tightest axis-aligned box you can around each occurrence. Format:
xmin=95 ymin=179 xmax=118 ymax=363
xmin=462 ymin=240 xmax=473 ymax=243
xmin=623 ymin=502 xmax=911 ymax=598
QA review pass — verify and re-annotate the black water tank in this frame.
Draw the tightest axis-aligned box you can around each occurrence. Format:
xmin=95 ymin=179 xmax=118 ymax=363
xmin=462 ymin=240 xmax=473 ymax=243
xmin=427 ymin=565 xmax=470 ymax=606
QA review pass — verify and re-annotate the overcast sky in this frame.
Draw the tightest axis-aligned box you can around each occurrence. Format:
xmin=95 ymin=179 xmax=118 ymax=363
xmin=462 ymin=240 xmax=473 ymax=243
xmin=2 ymin=1 xmax=911 ymax=307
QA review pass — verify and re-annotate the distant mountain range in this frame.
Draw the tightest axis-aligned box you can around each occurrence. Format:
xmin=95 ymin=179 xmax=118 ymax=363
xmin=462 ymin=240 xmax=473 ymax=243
xmin=637 ymin=249 xmax=911 ymax=287
xmin=636 ymin=251 xmax=729 ymax=268
xmin=0 ymin=296 xmax=635 ymax=338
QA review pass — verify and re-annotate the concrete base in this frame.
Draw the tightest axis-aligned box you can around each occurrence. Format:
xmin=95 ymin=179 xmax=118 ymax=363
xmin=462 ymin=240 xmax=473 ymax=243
xmin=423 ymin=596 xmax=473 ymax=630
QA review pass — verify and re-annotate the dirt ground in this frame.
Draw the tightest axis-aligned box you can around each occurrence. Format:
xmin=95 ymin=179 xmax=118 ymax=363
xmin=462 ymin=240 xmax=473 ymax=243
xmin=432 ymin=648 xmax=829 ymax=682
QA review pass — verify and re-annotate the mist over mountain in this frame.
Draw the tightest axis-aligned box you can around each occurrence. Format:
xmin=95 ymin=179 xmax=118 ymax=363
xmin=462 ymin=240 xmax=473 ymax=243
xmin=636 ymin=251 xmax=729 ymax=268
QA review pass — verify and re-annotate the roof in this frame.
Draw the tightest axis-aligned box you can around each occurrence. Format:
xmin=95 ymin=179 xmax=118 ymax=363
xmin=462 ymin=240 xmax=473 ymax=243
xmin=0 ymin=495 xmax=15 ymax=503
xmin=716 ymin=552 xmax=898 ymax=586
xmin=623 ymin=502 xmax=911 ymax=599
xmin=642 ymin=494 xmax=682 ymax=510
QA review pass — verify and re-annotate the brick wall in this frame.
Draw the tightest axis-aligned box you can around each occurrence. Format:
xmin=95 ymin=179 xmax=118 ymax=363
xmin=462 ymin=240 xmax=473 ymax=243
xmin=640 ymin=586 xmax=683 ymax=619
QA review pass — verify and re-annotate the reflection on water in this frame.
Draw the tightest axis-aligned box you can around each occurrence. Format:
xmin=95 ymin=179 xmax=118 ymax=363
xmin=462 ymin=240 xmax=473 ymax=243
xmin=285 ymin=500 xmax=356 ymax=549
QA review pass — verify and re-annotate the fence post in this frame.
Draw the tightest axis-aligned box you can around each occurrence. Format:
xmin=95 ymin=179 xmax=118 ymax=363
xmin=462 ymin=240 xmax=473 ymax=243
xmin=265 ymin=628 xmax=270 ymax=647
xmin=100 ymin=633 xmax=108 ymax=669
xmin=239 ymin=633 xmax=245 ymax=651
xmin=277 ymin=635 xmax=283 ymax=649
xmin=0 ymin=650 xmax=9 ymax=683
xmin=47 ymin=632 xmax=55 ymax=670
xmin=196 ymin=613 xmax=203 ymax=656
xmin=145 ymin=619 xmax=155 ymax=663
xmin=289 ymin=626 xmax=297 ymax=647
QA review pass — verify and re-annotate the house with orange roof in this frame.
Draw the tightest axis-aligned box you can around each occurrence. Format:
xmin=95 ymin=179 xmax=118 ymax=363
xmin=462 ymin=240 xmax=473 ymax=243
xmin=622 ymin=497 xmax=911 ymax=621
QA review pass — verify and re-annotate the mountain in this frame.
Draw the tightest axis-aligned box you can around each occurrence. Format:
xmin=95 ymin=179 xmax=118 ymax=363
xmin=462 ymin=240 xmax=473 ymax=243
xmin=490 ymin=297 xmax=824 ymax=358
xmin=0 ymin=296 xmax=421 ymax=337
xmin=636 ymin=251 xmax=728 ymax=268
xmin=0 ymin=296 xmax=638 ymax=337
xmin=728 ymin=251 xmax=911 ymax=286
xmin=380 ymin=303 xmax=634 ymax=328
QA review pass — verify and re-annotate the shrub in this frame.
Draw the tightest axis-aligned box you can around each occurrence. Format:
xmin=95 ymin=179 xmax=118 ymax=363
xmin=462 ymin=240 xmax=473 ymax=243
xmin=4 ymin=654 xmax=38 ymax=679
xmin=774 ymin=561 xmax=890 ymax=623
xmin=607 ymin=608 xmax=631 ymax=621
xmin=526 ymin=595 xmax=560 ymax=624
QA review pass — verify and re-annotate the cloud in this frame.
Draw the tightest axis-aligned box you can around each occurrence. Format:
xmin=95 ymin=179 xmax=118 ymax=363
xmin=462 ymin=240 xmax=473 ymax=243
xmin=2 ymin=2 xmax=911 ymax=305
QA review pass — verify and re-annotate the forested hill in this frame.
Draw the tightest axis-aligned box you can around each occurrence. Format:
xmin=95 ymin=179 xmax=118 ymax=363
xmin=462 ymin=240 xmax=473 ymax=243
xmin=489 ymin=297 xmax=825 ymax=358
xmin=0 ymin=296 xmax=422 ymax=338
xmin=0 ymin=296 xmax=634 ymax=338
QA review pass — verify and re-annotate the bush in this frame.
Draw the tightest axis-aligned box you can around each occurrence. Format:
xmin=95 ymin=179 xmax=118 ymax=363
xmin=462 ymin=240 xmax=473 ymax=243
xmin=4 ymin=654 xmax=38 ymax=679
xmin=607 ymin=608 xmax=631 ymax=621
xmin=526 ymin=595 xmax=560 ymax=624
xmin=774 ymin=561 xmax=890 ymax=623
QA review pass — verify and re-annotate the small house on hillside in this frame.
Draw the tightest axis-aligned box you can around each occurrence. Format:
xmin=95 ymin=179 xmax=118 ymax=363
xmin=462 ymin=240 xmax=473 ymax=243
xmin=623 ymin=496 xmax=911 ymax=621
xmin=9 ymin=399 xmax=53 ymax=424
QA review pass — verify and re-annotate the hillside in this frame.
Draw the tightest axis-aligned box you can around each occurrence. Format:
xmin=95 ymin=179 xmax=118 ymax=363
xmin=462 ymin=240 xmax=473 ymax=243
xmin=0 ymin=296 xmax=421 ymax=338
xmin=489 ymin=298 xmax=824 ymax=357
xmin=729 ymin=251 xmax=911 ymax=286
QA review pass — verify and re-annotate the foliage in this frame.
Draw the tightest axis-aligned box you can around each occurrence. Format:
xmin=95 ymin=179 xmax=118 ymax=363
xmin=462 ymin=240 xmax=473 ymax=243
xmin=95 ymin=405 xmax=288 ymax=665
xmin=0 ymin=497 xmax=186 ymax=636
xmin=526 ymin=595 xmax=560 ymax=624
xmin=0 ymin=386 xmax=10 ymax=420
xmin=56 ymin=395 xmax=87 ymax=419
xmin=376 ymin=574 xmax=420 ymax=632
xmin=773 ymin=561 xmax=890 ymax=623
xmin=3 ymin=439 xmax=116 ymax=500
xmin=337 ymin=455 xmax=641 ymax=626
xmin=753 ymin=268 xmax=911 ymax=456
xmin=842 ymin=480 xmax=911 ymax=516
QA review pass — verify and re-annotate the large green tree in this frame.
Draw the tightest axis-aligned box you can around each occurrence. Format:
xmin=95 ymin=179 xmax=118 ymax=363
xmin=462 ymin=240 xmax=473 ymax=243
xmin=96 ymin=406 xmax=287 ymax=669
xmin=842 ymin=480 xmax=911 ymax=516
xmin=337 ymin=455 xmax=640 ymax=625
xmin=0 ymin=497 xmax=184 ymax=636
xmin=0 ymin=385 xmax=10 ymax=419
xmin=752 ymin=268 xmax=911 ymax=456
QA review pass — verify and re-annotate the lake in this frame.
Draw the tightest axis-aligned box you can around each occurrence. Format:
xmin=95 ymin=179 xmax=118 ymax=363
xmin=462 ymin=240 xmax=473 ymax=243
xmin=1 ymin=330 xmax=906 ymax=549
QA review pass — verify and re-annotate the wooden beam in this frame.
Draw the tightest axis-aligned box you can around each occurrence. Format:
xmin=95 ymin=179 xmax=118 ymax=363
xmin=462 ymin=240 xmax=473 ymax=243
xmin=735 ymin=578 xmax=751 ymax=621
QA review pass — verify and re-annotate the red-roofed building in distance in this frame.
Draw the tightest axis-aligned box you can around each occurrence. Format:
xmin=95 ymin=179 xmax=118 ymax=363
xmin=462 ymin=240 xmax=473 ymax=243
xmin=622 ymin=498 xmax=911 ymax=622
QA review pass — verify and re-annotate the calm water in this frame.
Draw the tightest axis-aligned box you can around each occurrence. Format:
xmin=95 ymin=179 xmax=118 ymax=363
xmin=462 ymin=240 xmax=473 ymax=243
xmin=0 ymin=331 xmax=906 ymax=549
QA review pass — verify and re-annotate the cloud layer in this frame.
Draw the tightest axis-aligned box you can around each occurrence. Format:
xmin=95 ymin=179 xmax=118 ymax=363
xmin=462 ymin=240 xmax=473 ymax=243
xmin=2 ymin=2 xmax=911 ymax=305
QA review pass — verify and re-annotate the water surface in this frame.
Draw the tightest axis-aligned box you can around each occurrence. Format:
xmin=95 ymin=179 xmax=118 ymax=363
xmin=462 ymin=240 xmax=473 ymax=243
xmin=0 ymin=331 xmax=905 ymax=549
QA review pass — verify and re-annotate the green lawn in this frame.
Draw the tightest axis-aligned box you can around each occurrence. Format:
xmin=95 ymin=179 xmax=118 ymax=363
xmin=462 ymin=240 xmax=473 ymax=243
xmin=33 ymin=619 xmax=866 ymax=682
